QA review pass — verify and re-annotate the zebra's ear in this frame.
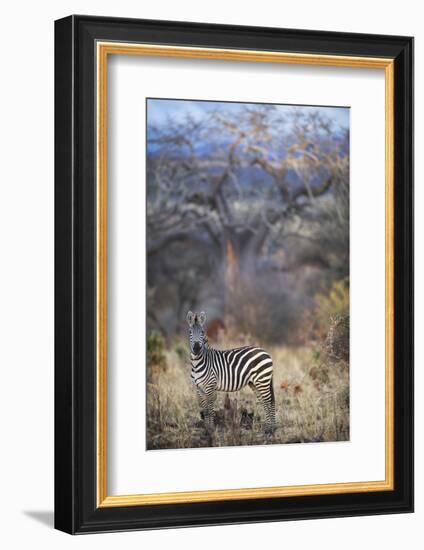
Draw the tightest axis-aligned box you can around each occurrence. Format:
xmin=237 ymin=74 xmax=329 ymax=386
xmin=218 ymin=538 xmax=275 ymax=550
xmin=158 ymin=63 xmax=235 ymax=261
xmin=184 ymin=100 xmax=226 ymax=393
xmin=198 ymin=311 xmax=206 ymax=327
xmin=186 ymin=311 xmax=195 ymax=327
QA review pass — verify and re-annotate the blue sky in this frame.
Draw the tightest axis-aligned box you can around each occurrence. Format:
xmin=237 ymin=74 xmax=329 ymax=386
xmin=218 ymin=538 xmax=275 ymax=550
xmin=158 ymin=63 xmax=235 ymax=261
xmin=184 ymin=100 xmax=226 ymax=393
xmin=147 ymin=98 xmax=349 ymax=131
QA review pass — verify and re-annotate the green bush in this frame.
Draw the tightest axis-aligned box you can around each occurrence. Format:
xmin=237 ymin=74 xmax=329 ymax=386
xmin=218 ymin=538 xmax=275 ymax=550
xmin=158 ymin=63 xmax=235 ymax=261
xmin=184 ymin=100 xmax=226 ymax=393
xmin=315 ymin=279 xmax=349 ymax=326
xmin=147 ymin=331 xmax=167 ymax=370
xmin=174 ymin=340 xmax=187 ymax=362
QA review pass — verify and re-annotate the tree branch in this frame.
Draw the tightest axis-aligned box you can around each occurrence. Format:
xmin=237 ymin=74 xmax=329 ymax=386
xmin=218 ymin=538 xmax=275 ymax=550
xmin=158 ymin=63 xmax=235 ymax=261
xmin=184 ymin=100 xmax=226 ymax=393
xmin=292 ymin=175 xmax=334 ymax=202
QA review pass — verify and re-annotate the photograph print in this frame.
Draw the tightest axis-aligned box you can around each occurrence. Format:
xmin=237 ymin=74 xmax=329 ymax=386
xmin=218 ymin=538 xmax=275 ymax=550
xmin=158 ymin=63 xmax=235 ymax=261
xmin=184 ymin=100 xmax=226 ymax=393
xmin=146 ymin=98 xmax=350 ymax=450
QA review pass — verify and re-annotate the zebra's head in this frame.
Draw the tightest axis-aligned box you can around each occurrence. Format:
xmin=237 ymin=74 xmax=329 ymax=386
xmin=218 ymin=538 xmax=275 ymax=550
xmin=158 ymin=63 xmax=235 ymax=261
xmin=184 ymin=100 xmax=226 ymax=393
xmin=186 ymin=311 xmax=207 ymax=356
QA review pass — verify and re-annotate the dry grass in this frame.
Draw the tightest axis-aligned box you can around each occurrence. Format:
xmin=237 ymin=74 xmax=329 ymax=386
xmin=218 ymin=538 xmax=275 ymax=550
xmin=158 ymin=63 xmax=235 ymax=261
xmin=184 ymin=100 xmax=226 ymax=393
xmin=146 ymin=338 xmax=349 ymax=450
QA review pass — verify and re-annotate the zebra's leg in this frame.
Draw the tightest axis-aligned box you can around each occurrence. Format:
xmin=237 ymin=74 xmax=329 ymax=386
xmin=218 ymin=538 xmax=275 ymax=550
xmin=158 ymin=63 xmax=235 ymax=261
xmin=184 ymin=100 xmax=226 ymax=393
xmin=205 ymin=389 xmax=217 ymax=430
xmin=248 ymin=381 xmax=263 ymax=428
xmin=254 ymin=377 xmax=276 ymax=434
xmin=196 ymin=386 xmax=209 ymax=425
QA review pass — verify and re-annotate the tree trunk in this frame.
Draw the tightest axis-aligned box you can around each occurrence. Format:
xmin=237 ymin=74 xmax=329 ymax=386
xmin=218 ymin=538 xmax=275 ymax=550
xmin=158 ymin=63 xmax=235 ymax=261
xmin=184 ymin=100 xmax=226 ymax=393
xmin=224 ymin=238 xmax=238 ymax=329
xmin=223 ymin=235 xmax=258 ymax=332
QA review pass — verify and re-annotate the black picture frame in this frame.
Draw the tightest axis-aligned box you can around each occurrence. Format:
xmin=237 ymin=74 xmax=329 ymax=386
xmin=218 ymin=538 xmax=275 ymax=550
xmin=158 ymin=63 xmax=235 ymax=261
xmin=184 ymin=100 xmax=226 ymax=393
xmin=55 ymin=15 xmax=414 ymax=534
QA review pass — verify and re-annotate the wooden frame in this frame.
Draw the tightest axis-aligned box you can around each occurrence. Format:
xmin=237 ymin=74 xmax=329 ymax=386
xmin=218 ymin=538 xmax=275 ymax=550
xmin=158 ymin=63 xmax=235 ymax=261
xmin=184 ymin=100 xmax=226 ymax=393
xmin=55 ymin=15 xmax=413 ymax=533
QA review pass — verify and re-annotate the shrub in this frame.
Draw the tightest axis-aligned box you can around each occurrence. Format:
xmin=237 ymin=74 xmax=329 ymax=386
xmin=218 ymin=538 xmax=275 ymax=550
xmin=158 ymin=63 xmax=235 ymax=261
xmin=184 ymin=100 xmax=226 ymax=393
xmin=315 ymin=279 xmax=349 ymax=323
xmin=147 ymin=331 xmax=167 ymax=370
xmin=324 ymin=314 xmax=349 ymax=363
xmin=174 ymin=340 xmax=187 ymax=362
xmin=297 ymin=278 xmax=349 ymax=344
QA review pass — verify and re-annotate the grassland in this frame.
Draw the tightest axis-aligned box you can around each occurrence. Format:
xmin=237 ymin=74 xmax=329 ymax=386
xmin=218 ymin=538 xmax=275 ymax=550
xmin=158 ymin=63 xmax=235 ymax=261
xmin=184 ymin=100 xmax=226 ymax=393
xmin=146 ymin=337 xmax=349 ymax=450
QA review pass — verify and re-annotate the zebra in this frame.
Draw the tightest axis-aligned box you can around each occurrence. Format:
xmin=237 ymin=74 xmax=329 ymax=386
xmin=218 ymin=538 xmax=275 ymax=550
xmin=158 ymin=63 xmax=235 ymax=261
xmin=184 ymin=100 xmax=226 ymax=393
xmin=186 ymin=311 xmax=275 ymax=434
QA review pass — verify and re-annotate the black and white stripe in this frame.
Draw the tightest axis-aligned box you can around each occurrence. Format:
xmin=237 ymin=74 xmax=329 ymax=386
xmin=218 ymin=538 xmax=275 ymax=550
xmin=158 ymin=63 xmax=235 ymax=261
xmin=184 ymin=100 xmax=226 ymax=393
xmin=186 ymin=311 xmax=275 ymax=433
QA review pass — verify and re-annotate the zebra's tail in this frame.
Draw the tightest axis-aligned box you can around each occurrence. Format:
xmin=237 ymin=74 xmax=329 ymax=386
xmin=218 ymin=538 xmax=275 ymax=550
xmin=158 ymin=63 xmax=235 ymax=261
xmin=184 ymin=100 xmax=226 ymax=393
xmin=267 ymin=377 xmax=276 ymax=434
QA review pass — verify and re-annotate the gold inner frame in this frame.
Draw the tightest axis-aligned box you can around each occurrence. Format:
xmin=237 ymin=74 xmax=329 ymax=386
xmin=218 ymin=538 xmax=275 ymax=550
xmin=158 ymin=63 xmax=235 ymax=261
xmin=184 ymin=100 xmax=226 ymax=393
xmin=96 ymin=42 xmax=395 ymax=508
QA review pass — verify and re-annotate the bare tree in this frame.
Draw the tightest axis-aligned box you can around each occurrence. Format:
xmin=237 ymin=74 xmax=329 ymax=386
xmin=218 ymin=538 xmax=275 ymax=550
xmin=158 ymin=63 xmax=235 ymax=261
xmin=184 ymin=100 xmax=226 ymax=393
xmin=147 ymin=105 xmax=349 ymax=334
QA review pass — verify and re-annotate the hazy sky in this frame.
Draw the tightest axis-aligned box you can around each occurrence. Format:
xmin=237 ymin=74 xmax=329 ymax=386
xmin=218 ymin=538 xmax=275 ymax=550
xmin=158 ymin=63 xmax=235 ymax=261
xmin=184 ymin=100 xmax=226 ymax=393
xmin=147 ymin=98 xmax=349 ymax=131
